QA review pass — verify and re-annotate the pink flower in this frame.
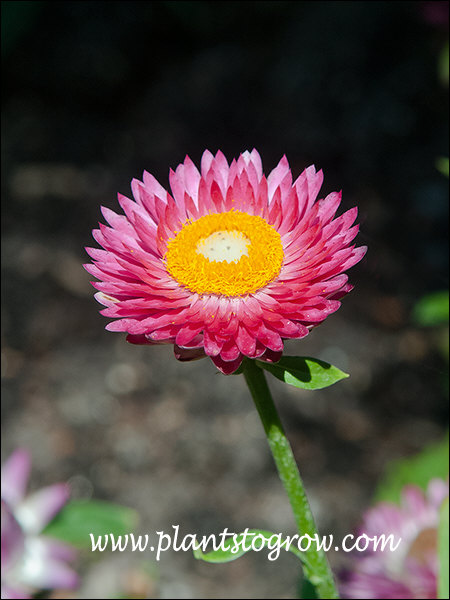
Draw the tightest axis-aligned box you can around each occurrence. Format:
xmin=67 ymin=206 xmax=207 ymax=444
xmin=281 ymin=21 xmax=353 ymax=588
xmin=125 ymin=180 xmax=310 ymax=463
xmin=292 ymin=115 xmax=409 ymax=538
xmin=421 ymin=1 xmax=449 ymax=30
xmin=1 ymin=449 xmax=79 ymax=599
xmin=340 ymin=478 xmax=449 ymax=599
xmin=85 ymin=150 xmax=366 ymax=374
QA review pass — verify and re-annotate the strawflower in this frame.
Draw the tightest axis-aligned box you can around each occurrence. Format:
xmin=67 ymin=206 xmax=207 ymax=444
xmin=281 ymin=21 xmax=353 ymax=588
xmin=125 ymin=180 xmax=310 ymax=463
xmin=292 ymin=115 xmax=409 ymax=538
xmin=85 ymin=149 xmax=366 ymax=374
xmin=85 ymin=149 xmax=367 ymax=598
xmin=1 ymin=449 xmax=78 ymax=599
xmin=340 ymin=478 xmax=449 ymax=599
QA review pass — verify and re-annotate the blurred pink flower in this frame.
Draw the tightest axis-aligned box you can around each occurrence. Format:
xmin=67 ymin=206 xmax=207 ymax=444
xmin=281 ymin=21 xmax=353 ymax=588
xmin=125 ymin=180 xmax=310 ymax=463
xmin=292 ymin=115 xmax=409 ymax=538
xmin=340 ymin=478 xmax=449 ymax=599
xmin=85 ymin=150 xmax=366 ymax=374
xmin=421 ymin=1 xmax=449 ymax=30
xmin=1 ymin=449 xmax=79 ymax=599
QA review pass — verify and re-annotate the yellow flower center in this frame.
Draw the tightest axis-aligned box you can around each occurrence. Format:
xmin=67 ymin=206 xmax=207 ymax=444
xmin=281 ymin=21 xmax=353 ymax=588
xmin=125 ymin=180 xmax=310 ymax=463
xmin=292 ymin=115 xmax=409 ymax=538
xmin=165 ymin=210 xmax=284 ymax=296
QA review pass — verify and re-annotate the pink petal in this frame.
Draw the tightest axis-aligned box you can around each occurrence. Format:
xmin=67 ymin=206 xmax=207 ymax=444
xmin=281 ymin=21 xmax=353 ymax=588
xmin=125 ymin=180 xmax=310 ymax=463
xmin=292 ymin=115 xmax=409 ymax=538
xmin=427 ymin=478 xmax=449 ymax=508
xmin=142 ymin=170 xmax=169 ymax=201
xmin=235 ymin=325 xmax=257 ymax=356
xmin=203 ymin=331 xmax=223 ymax=357
xmin=220 ymin=340 xmax=241 ymax=362
xmin=294 ymin=165 xmax=324 ymax=218
xmin=211 ymin=354 xmax=243 ymax=374
xmin=1 ymin=449 xmax=31 ymax=506
xmin=200 ymin=149 xmax=215 ymax=175
xmin=1 ymin=584 xmax=32 ymax=599
xmin=16 ymin=483 xmax=70 ymax=534
xmin=267 ymin=155 xmax=292 ymax=202
xmin=175 ymin=323 xmax=204 ymax=346
xmin=19 ymin=540 xmax=79 ymax=590
xmin=1 ymin=500 xmax=25 ymax=570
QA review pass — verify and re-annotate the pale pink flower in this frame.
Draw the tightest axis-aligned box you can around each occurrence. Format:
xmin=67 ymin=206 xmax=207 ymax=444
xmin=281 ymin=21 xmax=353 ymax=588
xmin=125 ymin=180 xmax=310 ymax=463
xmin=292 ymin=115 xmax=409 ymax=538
xmin=1 ymin=449 xmax=79 ymax=599
xmin=340 ymin=478 xmax=449 ymax=599
xmin=85 ymin=150 xmax=366 ymax=374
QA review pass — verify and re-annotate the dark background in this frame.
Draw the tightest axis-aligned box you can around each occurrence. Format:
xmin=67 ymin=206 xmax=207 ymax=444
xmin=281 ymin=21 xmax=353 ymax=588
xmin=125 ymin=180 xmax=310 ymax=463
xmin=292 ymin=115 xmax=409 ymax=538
xmin=2 ymin=1 xmax=449 ymax=598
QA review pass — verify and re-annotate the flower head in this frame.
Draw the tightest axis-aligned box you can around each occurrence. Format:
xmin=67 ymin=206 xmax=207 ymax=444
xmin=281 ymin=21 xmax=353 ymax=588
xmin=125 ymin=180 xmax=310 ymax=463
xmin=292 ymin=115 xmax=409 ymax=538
xmin=85 ymin=150 xmax=366 ymax=373
xmin=1 ymin=449 xmax=79 ymax=599
xmin=340 ymin=478 xmax=449 ymax=599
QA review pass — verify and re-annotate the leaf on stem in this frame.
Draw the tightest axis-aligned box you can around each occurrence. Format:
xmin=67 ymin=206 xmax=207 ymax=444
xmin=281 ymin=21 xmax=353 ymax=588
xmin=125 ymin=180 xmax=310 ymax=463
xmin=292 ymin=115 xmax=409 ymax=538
xmin=193 ymin=529 xmax=303 ymax=563
xmin=255 ymin=356 xmax=349 ymax=390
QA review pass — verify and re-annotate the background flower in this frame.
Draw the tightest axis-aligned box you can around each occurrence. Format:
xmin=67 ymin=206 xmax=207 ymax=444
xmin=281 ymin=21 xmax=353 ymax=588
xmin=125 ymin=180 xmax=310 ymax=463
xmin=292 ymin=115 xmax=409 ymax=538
xmin=340 ymin=478 xmax=449 ymax=599
xmin=1 ymin=449 xmax=79 ymax=599
xmin=85 ymin=150 xmax=366 ymax=374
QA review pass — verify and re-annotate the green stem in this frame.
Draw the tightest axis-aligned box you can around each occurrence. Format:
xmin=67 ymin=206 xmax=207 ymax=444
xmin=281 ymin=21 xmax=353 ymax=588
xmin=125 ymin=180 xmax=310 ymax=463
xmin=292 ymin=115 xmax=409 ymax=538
xmin=242 ymin=358 xmax=339 ymax=599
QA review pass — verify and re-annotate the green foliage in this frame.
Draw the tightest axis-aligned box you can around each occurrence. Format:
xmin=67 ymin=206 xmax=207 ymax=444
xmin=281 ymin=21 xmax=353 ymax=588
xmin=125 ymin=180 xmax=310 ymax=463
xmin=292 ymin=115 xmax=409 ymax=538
xmin=300 ymin=577 xmax=320 ymax=599
xmin=436 ymin=157 xmax=449 ymax=178
xmin=256 ymin=356 xmax=349 ymax=390
xmin=43 ymin=499 xmax=139 ymax=548
xmin=413 ymin=291 xmax=449 ymax=327
xmin=438 ymin=498 xmax=449 ymax=599
xmin=438 ymin=42 xmax=449 ymax=87
xmin=375 ymin=435 xmax=449 ymax=504
xmin=193 ymin=529 xmax=303 ymax=563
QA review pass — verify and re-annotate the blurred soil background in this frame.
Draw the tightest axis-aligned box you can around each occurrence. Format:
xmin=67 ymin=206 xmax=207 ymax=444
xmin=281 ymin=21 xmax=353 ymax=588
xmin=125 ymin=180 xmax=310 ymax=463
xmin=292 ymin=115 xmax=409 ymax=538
xmin=1 ymin=1 xmax=449 ymax=598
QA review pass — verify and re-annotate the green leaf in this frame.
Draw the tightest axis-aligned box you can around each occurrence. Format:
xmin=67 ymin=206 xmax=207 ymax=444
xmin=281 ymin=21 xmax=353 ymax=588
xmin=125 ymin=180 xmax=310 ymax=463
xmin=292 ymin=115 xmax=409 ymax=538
xmin=193 ymin=529 xmax=303 ymax=563
xmin=375 ymin=435 xmax=449 ymax=504
xmin=438 ymin=42 xmax=449 ymax=87
xmin=300 ymin=577 xmax=320 ymax=599
xmin=438 ymin=498 xmax=449 ymax=599
xmin=413 ymin=291 xmax=449 ymax=326
xmin=43 ymin=500 xmax=139 ymax=548
xmin=436 ymin=157 xmax=449 ymax=178
xmin=256 ymin=356 xmax=349 ymax=390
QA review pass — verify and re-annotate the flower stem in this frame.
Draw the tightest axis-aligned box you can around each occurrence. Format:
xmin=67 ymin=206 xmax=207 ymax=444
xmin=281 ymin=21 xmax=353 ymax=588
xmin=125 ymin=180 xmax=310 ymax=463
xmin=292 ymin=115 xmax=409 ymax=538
xmin=242 ymin=358 xmax=339 ymax=599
